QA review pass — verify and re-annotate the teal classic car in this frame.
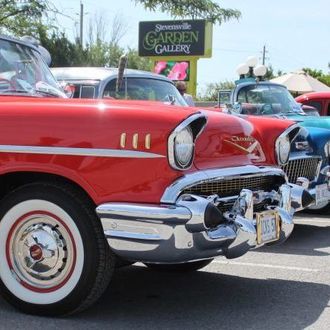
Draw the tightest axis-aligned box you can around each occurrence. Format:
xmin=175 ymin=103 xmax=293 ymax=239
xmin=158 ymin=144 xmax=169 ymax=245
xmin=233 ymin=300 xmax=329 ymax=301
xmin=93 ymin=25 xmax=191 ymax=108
xmin=219 ymin=80 xmax=330 ymax=213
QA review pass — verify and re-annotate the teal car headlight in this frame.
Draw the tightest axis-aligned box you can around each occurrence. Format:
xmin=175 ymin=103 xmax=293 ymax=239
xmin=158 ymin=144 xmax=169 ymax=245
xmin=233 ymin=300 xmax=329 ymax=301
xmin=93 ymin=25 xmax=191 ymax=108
xmin=325 ymin=141 xmax=330 ymax=157
xmin=276 ymin=135 xmax=291 ymax=165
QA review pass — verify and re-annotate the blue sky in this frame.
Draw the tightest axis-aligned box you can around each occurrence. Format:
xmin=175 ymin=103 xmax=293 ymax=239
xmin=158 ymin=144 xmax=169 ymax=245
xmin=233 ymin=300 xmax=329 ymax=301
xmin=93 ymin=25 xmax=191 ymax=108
xmin=51 ymin=0 xmax=330 ymax=93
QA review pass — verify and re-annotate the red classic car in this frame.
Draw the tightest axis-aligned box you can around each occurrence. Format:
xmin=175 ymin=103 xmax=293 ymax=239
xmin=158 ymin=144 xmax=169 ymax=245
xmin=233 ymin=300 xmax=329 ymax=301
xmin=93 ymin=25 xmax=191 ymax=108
xmin=0 ymin=35 xmax=313 ymax=316
xmin=296 ymin=92 xmax=330 ymax=116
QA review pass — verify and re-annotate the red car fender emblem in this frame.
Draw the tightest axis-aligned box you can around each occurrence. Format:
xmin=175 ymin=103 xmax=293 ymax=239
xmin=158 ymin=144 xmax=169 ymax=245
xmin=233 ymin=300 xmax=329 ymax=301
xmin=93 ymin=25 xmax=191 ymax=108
xmin=224 ymin=136 xmax=266 ymax=162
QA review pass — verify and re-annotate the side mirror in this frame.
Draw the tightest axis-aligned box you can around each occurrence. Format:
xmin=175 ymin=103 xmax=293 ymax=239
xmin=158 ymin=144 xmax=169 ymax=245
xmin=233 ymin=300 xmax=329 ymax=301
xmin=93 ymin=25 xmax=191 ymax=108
xmin=58 ymin=81 xmax=75 ymax=98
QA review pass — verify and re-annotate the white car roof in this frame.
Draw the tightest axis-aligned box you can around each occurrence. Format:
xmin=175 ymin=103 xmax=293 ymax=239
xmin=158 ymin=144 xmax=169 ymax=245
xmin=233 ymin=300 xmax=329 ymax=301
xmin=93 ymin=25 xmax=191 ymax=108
xmin=51 ymin=67 xmax=172 ymax=82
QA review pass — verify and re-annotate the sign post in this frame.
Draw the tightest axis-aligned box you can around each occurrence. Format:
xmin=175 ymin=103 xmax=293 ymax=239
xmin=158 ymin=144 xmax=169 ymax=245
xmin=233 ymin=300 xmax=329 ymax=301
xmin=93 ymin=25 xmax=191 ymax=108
xmin=138 ymin=20 xmax=213 ymax=97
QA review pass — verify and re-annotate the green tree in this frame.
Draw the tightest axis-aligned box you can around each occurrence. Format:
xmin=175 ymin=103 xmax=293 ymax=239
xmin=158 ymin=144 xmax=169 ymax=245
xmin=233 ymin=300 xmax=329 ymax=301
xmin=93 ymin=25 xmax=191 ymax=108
xmin=0 ymin=0 xmax=53 ymax=36
xmin=135 ymin=0 xmax=241 ymax=24
xmin=263 ymin=65 xmax=285 ymax=80
xmin=302 ymin=67 xmax=330 ymax=87
xmin=84 ymin=12 xmax=126 ymax=67
xmin=264 ymin=65 xmax=275 ymax=80
xmin=319 ymin=76 xmax=330 ymax=87
xmin=38 ymin=28 xmax=88 ymax=67
xmin=302 ymin=67 xmax=323 ymax=78
xmin=127 ymin=48 xmax=152 ymax=71
xmin=199 ymin=81 xmax=235 ymax=101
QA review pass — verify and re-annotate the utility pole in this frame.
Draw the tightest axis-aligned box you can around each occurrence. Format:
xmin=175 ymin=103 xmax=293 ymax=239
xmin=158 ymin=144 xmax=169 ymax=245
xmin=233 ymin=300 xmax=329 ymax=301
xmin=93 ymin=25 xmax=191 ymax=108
xmin=79 ymin=2 xmax=84 ymax=47
xmin=262 ymin=45 xmax=268 ymax=65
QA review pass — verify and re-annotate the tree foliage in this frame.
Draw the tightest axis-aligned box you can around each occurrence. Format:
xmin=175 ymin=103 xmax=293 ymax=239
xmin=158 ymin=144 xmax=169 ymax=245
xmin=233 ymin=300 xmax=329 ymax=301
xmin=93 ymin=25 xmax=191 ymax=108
xmin=37 ymin=27 xmax=87 ymax=66
xmin=199 ymin=81 xmax=235 ymax=101
xmin=0 ymin=0 xmax=240 ymax=75
xmin=39 ymin=30 xmax=152 ymax=70
xmin=263 ymin=65 xmax=285 ymax=80
xmin=127 ymin=48 xmax=152 ymax=71
xmin=135 ymin=0 xmax=241 ymax=24
xmin=0 ymin=0 xmax=53 ymax=36
xmin=302 ymin=67 xmax=330 ymax=87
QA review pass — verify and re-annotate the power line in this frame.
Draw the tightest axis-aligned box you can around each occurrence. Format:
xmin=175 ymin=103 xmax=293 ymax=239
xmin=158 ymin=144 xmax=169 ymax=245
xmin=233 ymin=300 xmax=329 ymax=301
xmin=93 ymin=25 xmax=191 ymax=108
xmin=213 ymin=47 xmax=258 ymax=54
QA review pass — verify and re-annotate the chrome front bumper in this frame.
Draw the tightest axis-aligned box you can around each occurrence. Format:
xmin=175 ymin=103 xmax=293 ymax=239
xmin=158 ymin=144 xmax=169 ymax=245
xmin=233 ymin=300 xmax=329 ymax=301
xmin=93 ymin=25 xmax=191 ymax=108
xmin=96 ymin=167 xmax=312 ymax=263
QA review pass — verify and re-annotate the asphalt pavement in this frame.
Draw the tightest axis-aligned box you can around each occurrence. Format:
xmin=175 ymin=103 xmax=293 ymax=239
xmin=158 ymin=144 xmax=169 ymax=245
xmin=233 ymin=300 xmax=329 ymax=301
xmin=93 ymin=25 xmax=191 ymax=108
xmin=0 ymin=213 xmax=329 ymax=330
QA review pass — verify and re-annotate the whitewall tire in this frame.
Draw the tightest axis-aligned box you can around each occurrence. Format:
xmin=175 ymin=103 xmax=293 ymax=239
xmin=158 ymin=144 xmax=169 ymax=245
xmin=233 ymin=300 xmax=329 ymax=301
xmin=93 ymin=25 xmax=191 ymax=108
xmin=0 ymin=182 xmax=114 ymax=316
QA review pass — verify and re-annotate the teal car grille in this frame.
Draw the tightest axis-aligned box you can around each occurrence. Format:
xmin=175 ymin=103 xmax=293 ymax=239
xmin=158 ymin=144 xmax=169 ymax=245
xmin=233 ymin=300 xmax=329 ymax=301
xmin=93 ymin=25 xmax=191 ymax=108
xmin=281 ymin=157 xmax=321 ymax=183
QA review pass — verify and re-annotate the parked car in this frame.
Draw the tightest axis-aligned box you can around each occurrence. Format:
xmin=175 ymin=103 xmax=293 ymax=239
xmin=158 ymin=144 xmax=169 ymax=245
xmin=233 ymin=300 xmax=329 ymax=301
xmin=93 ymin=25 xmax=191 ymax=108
xmin=218 ymin=80 xmax=330 ymax=212
xmin=0 ymin=35 xmax=313 ymax=316
xmin=296 ymin=92 xmax=330 ymax=116
xmin=51 ymin=66 xmax=189 ymax=106
xmin=301 ymin=104 xmax=320 ymax=116
xmin=52 ymin=67 xmax=330 ymax=212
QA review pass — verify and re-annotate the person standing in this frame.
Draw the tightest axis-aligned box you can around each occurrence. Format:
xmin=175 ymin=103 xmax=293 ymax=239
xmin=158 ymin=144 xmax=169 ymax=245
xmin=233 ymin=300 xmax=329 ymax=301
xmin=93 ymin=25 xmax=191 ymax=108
xmin=176 ymin=81 xmax=195 ymax=106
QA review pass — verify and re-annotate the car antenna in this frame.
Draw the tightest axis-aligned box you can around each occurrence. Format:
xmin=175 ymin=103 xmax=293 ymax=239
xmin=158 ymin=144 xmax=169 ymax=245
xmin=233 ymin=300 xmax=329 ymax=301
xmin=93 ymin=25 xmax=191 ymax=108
xmin=116 ymin=54 xmax=128 ymax=99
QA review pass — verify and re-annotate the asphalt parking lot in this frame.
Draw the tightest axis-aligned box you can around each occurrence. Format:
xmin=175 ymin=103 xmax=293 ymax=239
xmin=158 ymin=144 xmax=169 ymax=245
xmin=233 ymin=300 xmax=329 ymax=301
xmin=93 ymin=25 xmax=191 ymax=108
xmin=0 ymin=213 xmax=329 ymax=330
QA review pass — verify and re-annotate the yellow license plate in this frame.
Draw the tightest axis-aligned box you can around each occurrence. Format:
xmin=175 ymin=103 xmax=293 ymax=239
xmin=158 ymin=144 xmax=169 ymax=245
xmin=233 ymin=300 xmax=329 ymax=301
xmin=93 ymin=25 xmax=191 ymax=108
xmin=256 ymin=210 xmax=280 ymax=244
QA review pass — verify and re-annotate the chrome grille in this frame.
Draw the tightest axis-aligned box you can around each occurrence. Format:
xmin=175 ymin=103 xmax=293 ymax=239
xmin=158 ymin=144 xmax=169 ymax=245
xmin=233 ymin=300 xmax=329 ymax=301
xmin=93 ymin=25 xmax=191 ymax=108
xmin=217 ymin=200 xmax=268 ymax=213
xmin=182 ymin=175 xmax=281 ymax=197
xmin=281 ymin=157 xmax=321 ymax=183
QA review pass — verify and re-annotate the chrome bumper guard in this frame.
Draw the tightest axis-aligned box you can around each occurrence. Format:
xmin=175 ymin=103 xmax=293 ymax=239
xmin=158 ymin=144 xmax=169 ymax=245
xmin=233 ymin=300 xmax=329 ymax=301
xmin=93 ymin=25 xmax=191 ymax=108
xmin=96 ymin=180 xmax=312 ymax=263
xmin=296 ymin=166 xmax=330 ymax=210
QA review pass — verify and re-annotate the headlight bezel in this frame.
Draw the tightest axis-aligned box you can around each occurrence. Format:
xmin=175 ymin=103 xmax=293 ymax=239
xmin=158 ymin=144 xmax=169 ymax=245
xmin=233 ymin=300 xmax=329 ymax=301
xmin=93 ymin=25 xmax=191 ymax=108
xmin=275 ymin=124 xmax=301 ymax=166
xmin=168 ymin=113 xmax=207 ymax=171
xmin=173 ymin=126 xmax=194 ymax=168
xmin=324 ymin=141 xmax=330 ymax=157
xmin=276 ymin=135 xmax=291 ymax=165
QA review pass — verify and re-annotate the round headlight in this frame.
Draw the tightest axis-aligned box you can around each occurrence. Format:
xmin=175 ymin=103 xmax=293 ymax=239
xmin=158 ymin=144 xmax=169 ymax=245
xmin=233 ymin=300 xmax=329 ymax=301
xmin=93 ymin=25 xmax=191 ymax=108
xmin=276 ymin=135 xmax=291 ymax=165
xmin=174 ymin=127 xmax=194 ymax=168
xmin=325 ymin=141 xmax=330 ymax=157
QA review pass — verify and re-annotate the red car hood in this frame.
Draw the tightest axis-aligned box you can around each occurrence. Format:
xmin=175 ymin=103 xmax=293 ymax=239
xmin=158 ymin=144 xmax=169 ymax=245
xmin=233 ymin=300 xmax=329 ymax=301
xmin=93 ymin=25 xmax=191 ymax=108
xmin=194 ymin=110 xmax=295 ymax=170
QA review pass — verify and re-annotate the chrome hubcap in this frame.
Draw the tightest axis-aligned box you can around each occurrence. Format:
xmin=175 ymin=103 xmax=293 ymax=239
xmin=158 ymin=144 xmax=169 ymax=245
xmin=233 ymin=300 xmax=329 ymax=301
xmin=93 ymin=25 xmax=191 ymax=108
xmin=29 ymin=244 xmax=43 ymax=261
xmin=9 ymin=213 xmax=75 ymax=290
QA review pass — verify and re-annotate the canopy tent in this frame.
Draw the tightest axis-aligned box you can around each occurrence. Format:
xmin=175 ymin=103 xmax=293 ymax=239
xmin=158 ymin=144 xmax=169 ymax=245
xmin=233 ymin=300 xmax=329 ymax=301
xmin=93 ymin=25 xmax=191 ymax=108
xmin=270 ymin=70 xmax=330 ymax=94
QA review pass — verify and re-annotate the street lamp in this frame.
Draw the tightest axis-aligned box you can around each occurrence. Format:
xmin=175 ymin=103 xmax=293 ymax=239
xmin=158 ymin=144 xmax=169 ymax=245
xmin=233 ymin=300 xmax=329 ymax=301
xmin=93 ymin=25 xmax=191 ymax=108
xmin=236 ymin=63 xmax=249 ymax=79
xmin=253 ymin=64 xmax=267 ymax=78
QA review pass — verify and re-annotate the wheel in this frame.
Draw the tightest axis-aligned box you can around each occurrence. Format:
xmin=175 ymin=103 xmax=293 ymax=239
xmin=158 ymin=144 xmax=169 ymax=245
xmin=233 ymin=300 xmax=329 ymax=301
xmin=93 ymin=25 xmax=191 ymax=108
xmin=0 ymin=182 xmax=115 ymax=316
xmin=144 ymin=259 xmax=213 ymax=272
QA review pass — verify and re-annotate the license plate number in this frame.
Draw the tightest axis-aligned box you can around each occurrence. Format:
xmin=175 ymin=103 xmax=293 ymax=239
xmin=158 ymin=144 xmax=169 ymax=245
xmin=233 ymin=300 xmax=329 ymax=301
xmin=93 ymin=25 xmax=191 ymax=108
xmin=256 ymin=211 xmax=279 ymax=244
xmin=315 ymin=184 xmax=330 ymax=205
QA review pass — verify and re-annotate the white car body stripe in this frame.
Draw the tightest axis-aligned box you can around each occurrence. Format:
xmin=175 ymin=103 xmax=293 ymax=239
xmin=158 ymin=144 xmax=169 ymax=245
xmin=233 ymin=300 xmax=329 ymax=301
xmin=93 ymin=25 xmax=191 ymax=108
xmin=0 ymin=145 xmax=165 ymax=159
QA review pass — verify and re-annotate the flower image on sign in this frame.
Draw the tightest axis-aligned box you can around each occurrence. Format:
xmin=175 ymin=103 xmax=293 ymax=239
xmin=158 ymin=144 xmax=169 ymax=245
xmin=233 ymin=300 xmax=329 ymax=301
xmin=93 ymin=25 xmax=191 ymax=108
xmin=139 ymin=20 xmax=207 ymax=57
xmin=154 ymin=61 xmax=190 ymax=81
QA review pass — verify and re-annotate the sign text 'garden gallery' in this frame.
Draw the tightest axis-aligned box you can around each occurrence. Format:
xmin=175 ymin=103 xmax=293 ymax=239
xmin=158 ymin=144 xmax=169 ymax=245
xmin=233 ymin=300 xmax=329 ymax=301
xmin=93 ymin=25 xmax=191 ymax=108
xmin=139 ymin=20 xmax=208 ymax=57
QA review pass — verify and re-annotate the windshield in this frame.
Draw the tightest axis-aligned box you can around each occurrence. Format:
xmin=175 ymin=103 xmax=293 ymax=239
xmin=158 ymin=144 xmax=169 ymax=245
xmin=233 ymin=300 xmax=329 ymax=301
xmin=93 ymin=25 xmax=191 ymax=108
xmin=103 ymin=77 xmax=188 ymax=106
xmin=236 ymin=84 xmax=302 ymax=115
xmin=0 ymin=38 xmax=65 ymax=97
